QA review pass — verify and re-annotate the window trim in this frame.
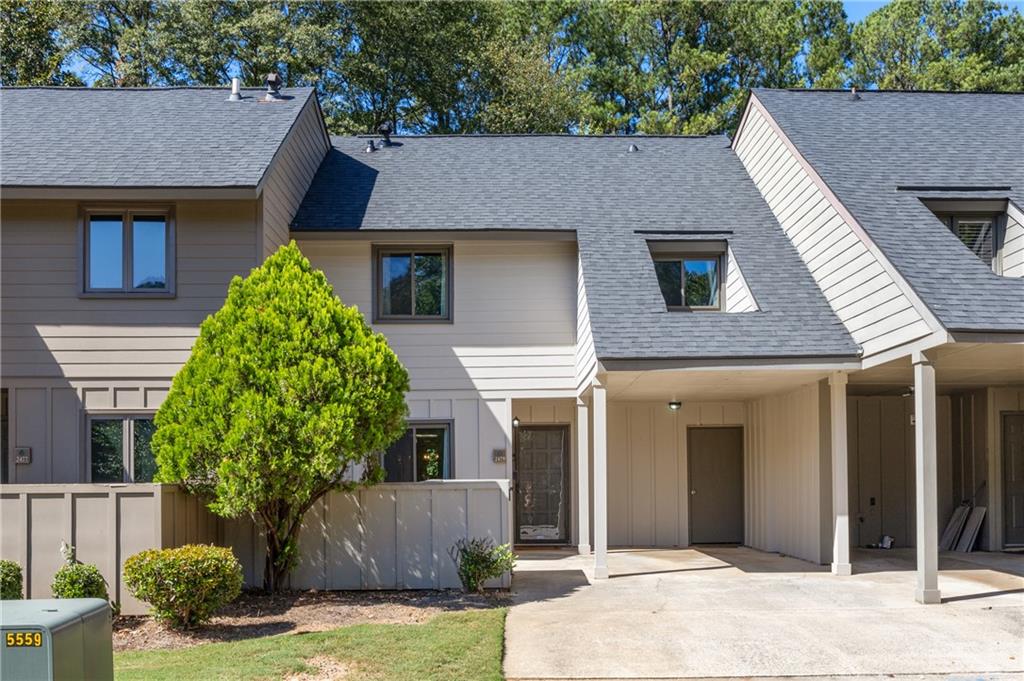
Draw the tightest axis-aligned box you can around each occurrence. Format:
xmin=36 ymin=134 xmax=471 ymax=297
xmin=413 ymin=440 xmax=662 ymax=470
xmin=380 ymin=420 xmax=454 ymax=483
xmin=86 ymin=412 xmax=157 ymax=483
xmin=79 ymin=205 xmax=177 ymax=298
xmin=372 ymin=244 xmax=453 ymax=323
xmin=937 ymin=212 xmax=1001 ymax=269
xmin=653 ymin=253 xmax=725 ymax=311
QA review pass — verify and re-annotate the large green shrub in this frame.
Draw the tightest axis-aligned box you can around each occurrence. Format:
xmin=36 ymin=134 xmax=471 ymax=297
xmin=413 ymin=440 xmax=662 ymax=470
xmin=123 ymin=545 xmax=242 ymax=628
xmin=1 ymin=560 xmax=23 ymax=599
xmin=448 ymin=538 xmax=515 ymax=593
xmin=153 ymin=242 xmax=409 ymax=590
xmin=52 ymin=562 xmax=109 ymax=601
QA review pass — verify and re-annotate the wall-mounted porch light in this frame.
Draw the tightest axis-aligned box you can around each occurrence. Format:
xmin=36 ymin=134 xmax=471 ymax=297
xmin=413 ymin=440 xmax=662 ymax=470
xmin=668 ymin=401 xmax=682 ymax=412
xmin=512 ymin=416 xmax=521 ymax=428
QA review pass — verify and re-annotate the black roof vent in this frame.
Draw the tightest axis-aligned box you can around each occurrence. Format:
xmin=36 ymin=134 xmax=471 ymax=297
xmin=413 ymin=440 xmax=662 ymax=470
xmin=628 ymin=143 xmax=639 ymax=153
xmin=264 ymin=73 xmax=284 ymax=102
xmin=378 ymin=122 xmax=393 ymax=147
xmin=365 ymin=140 xmax=376 ymax=153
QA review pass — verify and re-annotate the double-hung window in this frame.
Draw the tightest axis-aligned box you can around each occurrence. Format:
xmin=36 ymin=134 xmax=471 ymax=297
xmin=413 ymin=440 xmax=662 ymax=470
xmin=83 ymin=208 xmax=174 ymax=295
xmin=374 ymin=246 xmax=451 ymax=321
xmin=88 ymin=414 xmax=158 ymax=483
xmin=654 ymin=254 xmax=722 ymax=310
xmin=382 ymin=422 xmax=452 ymax=482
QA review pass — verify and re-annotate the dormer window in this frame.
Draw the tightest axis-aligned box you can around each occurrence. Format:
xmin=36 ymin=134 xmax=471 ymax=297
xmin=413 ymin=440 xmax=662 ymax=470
xmin=655 ymin=256 xmax=721 ymax=309
xmin=944 ymin=214 xmax=996 ymax=263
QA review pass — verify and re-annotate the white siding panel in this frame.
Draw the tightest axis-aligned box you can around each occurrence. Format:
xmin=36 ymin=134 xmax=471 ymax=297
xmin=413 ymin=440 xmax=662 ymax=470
xmin=1002 ymin=212 xmax=1024 ymax=277
xmin=724 ymin=247 xmax=759 ymax=312
xmin=302 ymin=239 xmax=577 ymax=395
xmin=260 ymin=99 xmax=329 ymax=257
xmin=575 ymin=253 xmax=598 ymax=392
xmin=746 ymin=383 xmax=826 ymax=564
xmin=734 ymin=106 xmax=932 ymax=358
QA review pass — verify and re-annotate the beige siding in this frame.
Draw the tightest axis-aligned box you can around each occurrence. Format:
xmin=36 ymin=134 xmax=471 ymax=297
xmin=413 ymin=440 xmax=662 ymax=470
xmin=724 ymin=246 xmax=758 ymax=312
xmin=1 ymin=199 xmax=259 ymax=379
xmin=223 ymin=480 xmax=511 ymax=590
xmin=746 ymin=383 xmax=827 ymax=564
xmin=606 ymin=400 xmax=746 ymax=547
xmin=575 ymin=253 xmax=598 ymax=393
xmin=260 ymin=99 xmax=329 ymax=257
xmin=733 ymin=104 xmax=934 ymax=357
xmin=986 ymin=387 xmax=1024 ymax=550
xmin=1001 ymin=210 xmax=1024 ymax=277
xmin=302 ymin=239 xmax=577 ymax=395
xmin=0 ymin=484 xmax=215 ymax=614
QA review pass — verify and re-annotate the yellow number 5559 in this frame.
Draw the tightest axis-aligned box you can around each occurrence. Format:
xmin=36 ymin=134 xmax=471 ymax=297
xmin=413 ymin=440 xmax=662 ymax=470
xmin=5 ymin=631 xmax=43 ymax=646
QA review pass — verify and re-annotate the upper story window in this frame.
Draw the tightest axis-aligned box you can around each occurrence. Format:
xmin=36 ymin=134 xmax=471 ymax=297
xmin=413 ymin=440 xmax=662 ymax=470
xmin=82 ymin=207 xmax=175 ymax=296
xmin=374 ymin=245 xmax=452 ymax=322
xmin=382 ymin=422 xmax=452 ymax=482
xmin=652 ymin=250 xmax=722 ymax=310
xmin=943 ymin=214 xmax=996 ymax=263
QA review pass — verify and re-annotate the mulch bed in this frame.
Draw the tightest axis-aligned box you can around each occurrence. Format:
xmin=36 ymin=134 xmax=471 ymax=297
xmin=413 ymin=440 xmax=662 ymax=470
xmin=113 ymin=589 xmax=510 ymax=652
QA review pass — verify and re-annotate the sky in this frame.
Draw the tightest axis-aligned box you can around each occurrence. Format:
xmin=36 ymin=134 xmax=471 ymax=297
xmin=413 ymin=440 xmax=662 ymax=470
xmin=842 ymin=0 xmax=1024 ymax=22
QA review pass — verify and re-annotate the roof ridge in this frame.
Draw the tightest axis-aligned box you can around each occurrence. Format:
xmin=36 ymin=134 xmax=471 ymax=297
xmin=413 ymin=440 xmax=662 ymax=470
xmin=0 ymin=85 xmax=314 ymax=92
xmin=755 ymin=87 xmax=1024 ymax=96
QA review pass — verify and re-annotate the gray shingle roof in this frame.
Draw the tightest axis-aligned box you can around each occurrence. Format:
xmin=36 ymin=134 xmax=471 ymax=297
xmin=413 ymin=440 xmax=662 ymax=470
xmin=294 ymin=134 xmax=859 ymax=360
xmin=753 ymin=88 xmax=1024 ymax=333
xmin=0 ymin=86 xmax=316 ymax=188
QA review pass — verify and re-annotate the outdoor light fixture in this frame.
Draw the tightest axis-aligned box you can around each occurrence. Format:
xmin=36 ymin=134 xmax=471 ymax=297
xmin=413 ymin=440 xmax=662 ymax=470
xmin=512 ymin=417 xmax=521 ymax=428
xmin=668 ymin=401 xmax=682 ymax=412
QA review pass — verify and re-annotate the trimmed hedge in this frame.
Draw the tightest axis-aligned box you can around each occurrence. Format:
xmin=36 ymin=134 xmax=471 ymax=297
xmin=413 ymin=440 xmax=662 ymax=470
xmin=1 ymin=560 xmax=23 ymax=600
xmin=124 ymin=544 xmax=242 ymax=628
xmin=52 ymin=562 xmax=110 ymax=601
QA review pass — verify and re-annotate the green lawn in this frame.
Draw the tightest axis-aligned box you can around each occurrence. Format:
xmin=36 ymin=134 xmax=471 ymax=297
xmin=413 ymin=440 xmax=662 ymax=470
xmin=115 ymin=608 xmax=506 ymax=681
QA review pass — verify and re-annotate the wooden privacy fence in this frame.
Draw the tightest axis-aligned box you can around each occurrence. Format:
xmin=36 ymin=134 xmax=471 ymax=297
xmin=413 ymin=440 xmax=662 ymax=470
xmin=0 ymin=479 xmax=512 ymax=614
xmin=224 ymin=480 xmax=513 ymax=590
xmin=0 ymin=484 xmax=215 ymax=615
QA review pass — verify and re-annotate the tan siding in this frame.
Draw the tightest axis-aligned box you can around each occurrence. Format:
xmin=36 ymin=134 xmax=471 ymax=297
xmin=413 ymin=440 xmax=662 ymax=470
xmin=260 ymin=99 xmax=329 ymax=257
xmin=745 ymin=383 xmax=825 ymax=564
xmin=606 ymin=401 xmax=746 ymax=547
xmin=301 ymin=239 xmax=577 ymax=395
xmin=734 ymin=106 xmax=933 ymax=357
xmin=1002 ymin=211 xmax=1024 ymax=277
xmin=1 ymin=199 xmax=259 ymax=379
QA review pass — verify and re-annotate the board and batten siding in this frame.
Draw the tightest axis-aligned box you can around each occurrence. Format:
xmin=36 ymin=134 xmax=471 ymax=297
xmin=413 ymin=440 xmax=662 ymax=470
xmin=724 ymin=246 xmax=759 ymax=313
xmin=1001 ymin=206 xmax=1024 ymax=277
xmin=606 ymin=401 xmax=746 ymax=547
xmin=745 ymin=382 xmax=830 ymax=564
xmin=259 ymin=98 xmax=330 ymax=258
xmin=575 ymin=253 xmax=598 ymax=394
xmin=733 ymin=103 xmax=934 ymax=358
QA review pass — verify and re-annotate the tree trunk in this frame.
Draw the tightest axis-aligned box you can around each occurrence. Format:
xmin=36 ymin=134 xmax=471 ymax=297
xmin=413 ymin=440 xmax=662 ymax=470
xmin=262 ymin=516 xmax=304 ymax=592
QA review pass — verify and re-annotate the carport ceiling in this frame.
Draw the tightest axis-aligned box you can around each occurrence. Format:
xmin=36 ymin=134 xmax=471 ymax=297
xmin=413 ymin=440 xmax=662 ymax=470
xmin=604 ymin=368 xmax=835 ymax=402
xmin=849 ymin=342 xmax=1024 ymax=389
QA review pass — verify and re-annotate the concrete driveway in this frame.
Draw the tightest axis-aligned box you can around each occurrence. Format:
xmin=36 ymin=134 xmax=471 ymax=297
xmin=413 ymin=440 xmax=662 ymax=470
xmin=504 ymin=546 xmax=1024 ymax=680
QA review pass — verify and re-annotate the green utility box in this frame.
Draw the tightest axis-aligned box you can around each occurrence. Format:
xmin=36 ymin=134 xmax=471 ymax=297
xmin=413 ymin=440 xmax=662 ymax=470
xmin=0 ymin=599 xmax=113 ymax=681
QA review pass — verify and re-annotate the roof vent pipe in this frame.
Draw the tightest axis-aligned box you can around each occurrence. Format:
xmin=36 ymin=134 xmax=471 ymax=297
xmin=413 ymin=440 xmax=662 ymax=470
xmin=628 ymin=143 xmax=639 ymax=153
xmin=264 ymin=72 xmax=284 ymax=102
xmin=227 ymin=77 xmax=242 ymax=102
xmin=850 ymin=86 xmax=861 ymax=101
xmin=365 ymin=140 xmax=376 ymax=153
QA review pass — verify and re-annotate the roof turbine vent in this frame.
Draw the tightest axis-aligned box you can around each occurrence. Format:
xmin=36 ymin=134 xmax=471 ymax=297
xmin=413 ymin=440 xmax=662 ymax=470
xmin=264 ymin=73 xmax=284 ymax=102
xmin=227 ymin=77 xmax=242 ymax=102
xmin=365 ymin=139 xmax=377 ymax=153
xmin=628 ymin=143 xmax=639 ymax=153
xmin=378 ymin=122 xmax=393 ymax=147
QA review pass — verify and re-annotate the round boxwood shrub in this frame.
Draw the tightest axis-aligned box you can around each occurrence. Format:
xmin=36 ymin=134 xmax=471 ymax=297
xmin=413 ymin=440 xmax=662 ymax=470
xmin=52 ymin=562 xmax=109 ymax=601
xmin=1 ymin=560 xmax=23 ymax=599
xmin=124 ymin=545 xmax=242 ymax=628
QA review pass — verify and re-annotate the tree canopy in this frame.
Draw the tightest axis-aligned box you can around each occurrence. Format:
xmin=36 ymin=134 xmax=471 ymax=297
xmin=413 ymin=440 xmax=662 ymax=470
xmin=152 ymin=242 xmax=409 ymax=590
xmin=2 ymin=0 xmax=1022 ymax=134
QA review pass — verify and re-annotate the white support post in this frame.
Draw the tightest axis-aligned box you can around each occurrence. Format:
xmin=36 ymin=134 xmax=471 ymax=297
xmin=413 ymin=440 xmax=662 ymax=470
xmin=829 ymin=372 xmax=852 ymax=576
xmin=576 ymin=398 xmax=591 ymax=555
xmin=592 ymin=383 xmax=609 ymax=579
xmin=913 ymin=351 xmax=941 ymax=604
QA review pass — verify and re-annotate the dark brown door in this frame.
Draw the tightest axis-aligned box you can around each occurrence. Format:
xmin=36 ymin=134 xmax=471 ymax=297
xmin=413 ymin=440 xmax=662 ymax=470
xmin=1004 ymin=413 xmax=1024 ymax=547
xmin=688 ymin=427 xmax=744 ymax=544
xmin=515 ymin=425 xmax=570 ymax=544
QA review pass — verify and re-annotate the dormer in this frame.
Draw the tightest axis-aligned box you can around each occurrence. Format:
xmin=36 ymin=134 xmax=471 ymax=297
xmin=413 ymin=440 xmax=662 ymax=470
xmin=921 ymin=198 xmax=1024 ymax=278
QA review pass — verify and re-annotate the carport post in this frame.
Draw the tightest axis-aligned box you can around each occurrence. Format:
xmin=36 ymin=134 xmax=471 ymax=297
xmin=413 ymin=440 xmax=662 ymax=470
xmin=576 ymin=398 xmax=591 ymax=555
xmin=829 ymin=372 xmax=852 ymax=575
xmin=913 ymin=350 xmax=941 ymax=604
xmin=593 ymin=383 xmax=609 ymax=579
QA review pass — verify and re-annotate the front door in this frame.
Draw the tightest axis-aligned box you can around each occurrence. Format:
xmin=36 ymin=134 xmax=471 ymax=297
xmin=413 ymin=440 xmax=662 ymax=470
xmin=688 ymin=427 xmax=744 ymax=544
xmin=515 ymin=425 xmax=570 ymax=544
xmin=1004 ymin=413 xmax=1024 ymax=547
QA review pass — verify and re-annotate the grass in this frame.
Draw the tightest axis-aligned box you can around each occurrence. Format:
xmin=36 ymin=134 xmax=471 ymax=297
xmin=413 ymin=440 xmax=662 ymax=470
xmin=115 ymin=608 xmax=507 ymax=681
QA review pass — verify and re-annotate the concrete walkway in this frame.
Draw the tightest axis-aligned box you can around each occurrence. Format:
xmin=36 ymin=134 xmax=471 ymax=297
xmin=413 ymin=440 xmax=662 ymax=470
xmin=504 ymin=546 xmax=1024 ymax=680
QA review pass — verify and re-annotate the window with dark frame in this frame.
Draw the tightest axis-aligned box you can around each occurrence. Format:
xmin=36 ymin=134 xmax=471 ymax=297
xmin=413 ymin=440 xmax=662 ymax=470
xmin=84 ymin=209 xmax=173 ymax=295
xmin=375 ymin=246 xmax=451 ymax=321
xmin=654 ymin=255 xmax=722 ymax=309
xmin=382 ymin=423 xmax=451 ymax=482
xmin=944 ymin=214 xmax=996 ymax=264
xmin=88 ymin=414 xmax=158 ymax=483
